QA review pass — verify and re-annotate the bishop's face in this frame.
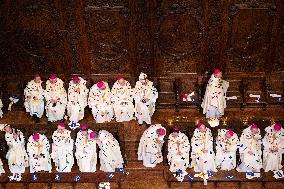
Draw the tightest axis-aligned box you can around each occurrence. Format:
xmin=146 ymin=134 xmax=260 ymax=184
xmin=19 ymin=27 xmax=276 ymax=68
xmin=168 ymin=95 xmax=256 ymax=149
xmin=172 ymin=132 xmax=178 ymax=138
xmin=50 ymin=79 xmax=57 ymax=84
xmin=251 ymin=128 xmax=258 ymax=135
xmin=57 ymin=126 xmax=65 ymax=133
xmin=198 ymin=124 xmax=206 ymax=133
xmin=82 ymin=130 xmax=88 ymax=136
xmin=216 ymin=72 xmax=222 ymax=79
xmin=34 ymin=76 xmax=41 ymax=83
xmin=4 ymin=126 xmax=12 ymax=133
xmin=118 ymin=78 xmax=125 ymax=86
xmin=225 ymin=133 xmax=232 ymax=139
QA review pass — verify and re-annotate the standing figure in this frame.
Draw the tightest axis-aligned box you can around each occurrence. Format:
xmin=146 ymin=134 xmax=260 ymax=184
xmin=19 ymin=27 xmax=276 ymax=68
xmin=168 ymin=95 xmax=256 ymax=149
xmin=215 ymin=129 xmax=239 ymax=171
xmin=96 ymin=130 xmax=124 ymax=172
xmin=88 ymin=81 xmax=113 ymax=123
xmin=51 ymin=122 xmax=74 ymax=172
xmin=191 ymin=122 xmax=217 ymax=173
xmin=75 ymin=124 xmax=97 ymax=172
xmin=45 ymin=74 xmax=67 ymax=122
xmin=24 ymin=73 xmax=45 ymax=122
xmin=133 ymin=73 xmax=158 ymax=125
xmin=201 ymin=69 xmax=229 ymax=120
xmin=4 ymin=125 xmax=28 ymax=181
xmin=111 ymin=77 xmax=134 ymax=122
xmin=262 ymin=123 xmax=284 ymax=172
xmin=138 ymin=124 xmax=166 ymax=168
xmin=167 ymin=130 xmax=190 ymax=181
xmin=67 ymin=76 xmax=89 ymax=129
xmin=237 ymin=124 xmax=262 ymax=172
xmin=27 ymin=133 xmax=52 ymax=173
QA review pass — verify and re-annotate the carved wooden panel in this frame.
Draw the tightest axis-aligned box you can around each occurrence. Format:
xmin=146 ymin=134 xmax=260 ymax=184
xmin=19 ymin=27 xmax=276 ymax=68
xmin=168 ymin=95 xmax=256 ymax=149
xmin=0 ymin=0 xmax=71 ymax=74
xmin=225 ymin=78 xmax=243 ymax=107
xmin=154 ymin=0 xmax=205 ymax=74
xmin=274 ymin=18 xmax=284 ymax=72
xmin=244 ymin=77 xmax=266 ymax=106
xmin=84 ymin=2 xmax=131 ymax=74
xmin=226 ymin=2 xmax=276 ymax=73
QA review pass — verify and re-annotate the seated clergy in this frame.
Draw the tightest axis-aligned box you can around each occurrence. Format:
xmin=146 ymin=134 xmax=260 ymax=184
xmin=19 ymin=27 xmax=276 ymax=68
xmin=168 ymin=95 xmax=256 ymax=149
xmin=44 ymin=74 xmax=67 ymax=122
xmin=167 ymin=129 xmax=190 ymax=181
xmin=215 ymin=129 xmax=239 ymax=171
xmin=201 ymin=69 xmax=229 ymax=120
xmin=237 ymin=124 xmax=262 ymax=172
xmin=138 ymin=124 xmax=166 ymax=168
xmin=24 ymin=73 xmax=45 ymax=122
xmin=3 ymin=124 xmax=28 ymax=181
xmin=262 ymin=123 xmax=284 ymax=172
xmin=88 ymin=81 xmax=114 ymax=123
xmin=111 ymin=76 xmax=134 ymax=122
xmin=133 ymin=73 xmax=158 ymax=125
xmin=27 ymin=133 xmax=52 ymax=173
xmin=191 ymin=122 xmax=217 ymax=173
xmin=95 ymin=130 xmax=124 ymax=172
xmin=51 ymin=122 xmax=74 ymax=172
xmin=75 ymin=124 xmax=97 ymax=172
xmin=67 ymin=76 xmax=89 ymax=129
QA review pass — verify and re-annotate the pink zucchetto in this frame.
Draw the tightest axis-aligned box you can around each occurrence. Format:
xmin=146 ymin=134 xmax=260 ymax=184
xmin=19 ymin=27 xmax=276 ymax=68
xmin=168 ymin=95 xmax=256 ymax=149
xmin=213 ymin=69 xmax=221 ymax=75
xmin=251 ymin=123 xmax=258 ymax=129
xmin=58 ymin=122 xmax=65 ymax=128
xmin=50 ymin=74 xmax=56 ymax=80
xmin=117 ymin=76 xmax=123 ymax=81
xmin=174 ymin=127 xmax=179 ymax=131
xmin=72 ymin=76 xmax=80 ymax=83
xmin=89 ymin=131 xmax=97 ymax=139
xmin=80 ymin=124 xmax=88 ymax=131
xmin=273 ymin=123 xmax=282 ymax=131
xmin=97 ymin=81 xmax=105 ymax=89
xmin=226 ymin=129 xmax=234 ymax=136
xmin=196 ymin=122 xmax=204 ymax=128
xmin=33 ymin=133 xmax=40 ymax=141
xmin=157 ymin=128 xmax=166 ymax=136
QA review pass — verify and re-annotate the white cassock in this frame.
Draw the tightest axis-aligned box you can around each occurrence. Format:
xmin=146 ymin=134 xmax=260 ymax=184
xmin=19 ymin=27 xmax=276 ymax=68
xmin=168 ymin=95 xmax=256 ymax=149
xmin=24 ymin=79 xmax=45 ymax=118
xmin=97 ymin=130 xmax=124 ymax=172
xmin=201 ymin=74 xmax=229 ymax=118
xmin=45 ymin=78 xmax=67 ymax=122
xmin=215 ymin=129 xmax=239 ymax=171
xmin=167 ymin=132 xmax=190 ymax=173
xmin=138 ymin=124 xmax=165 ymax=167
xmin=133 ymin=79 xmax=158 ymax=125
xmin=191 ymin=128 xmax=217 ymax=173
xmin=237 ymin=126 xmax=262 ymax=172
xmin=88 ymin=82 xmax=113 ymax=123
xmin=111 ymin=80 xmax=134 ymax=122
xmin=67 ymin=77 xmax=89 ymax=125
xmin=75 ymin=130 xmax=97 ymax=172
xmin=51 ymin=129 xmax=74 ymax=172
xmin=5 ymin=129 xmax=29 ymax=174
xmin=27 ymin=134 xmax=52 ymax=173
xmin=262 ymin=125 xmax=284 ymax=172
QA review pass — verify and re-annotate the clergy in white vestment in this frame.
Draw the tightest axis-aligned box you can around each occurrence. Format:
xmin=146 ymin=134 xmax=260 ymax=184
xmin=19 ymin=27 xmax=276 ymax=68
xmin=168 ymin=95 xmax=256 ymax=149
xmin=67 ymin=76 xmax=89 ymax=129
xmin=215 ymin=129 xmax=239 ymax=171
xmin=167 ymin=129 xmax=190 ymax=181
xmin=0 ymin=99 xmax=3 ymax=118
xmin=237 ymin=124 xmax=262 ymax=172
xmin=138 ymin=124 xmax=166 ymax=168
xmin=95 ymin=130 xmax=124 ymax=172
xmin=24 ymin=73 xmax=45 ymax=121
xmin=191 ymin=122 xmax=217 ymax=173
xmin=88 ymin=81 xmax=114 ymax=123
xmin=262 ymin=123 xmax=284 ymax=172
xmin=75 ymin=124 xmax=97 ymax=172
xmin=201 ymin=69 xmax=229 ymax=119
xmin=133 ymin=73 xmax=158 ymax=125
xmin=111 ymin=76 xmax=134 ymax=122
xmin=4 ymin=125 xmax=28 ymax=180
xmin=27 ymin=133 xmax=52 ymax=173
xmin=44 ymin=74 xmax=67 ymax=122
xmin=51 ymin=122 xmax=74 ymax=172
